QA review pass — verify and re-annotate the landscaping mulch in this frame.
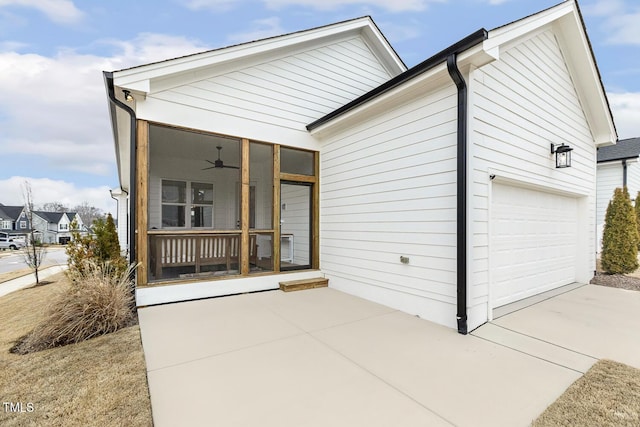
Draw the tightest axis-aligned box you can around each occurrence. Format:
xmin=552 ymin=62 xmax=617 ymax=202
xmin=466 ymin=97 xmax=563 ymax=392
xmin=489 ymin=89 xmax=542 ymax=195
xmin=590 ymin=272 xmax=640 ymax=291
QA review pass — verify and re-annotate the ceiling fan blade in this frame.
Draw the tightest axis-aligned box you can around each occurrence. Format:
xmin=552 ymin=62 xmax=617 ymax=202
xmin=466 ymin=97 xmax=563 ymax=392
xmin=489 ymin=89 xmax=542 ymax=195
xmin=205 ymin=160 xmax=216 ymax=165
xmin=202 ymin=166 xmax=217 ymax=170
xmin=224 ymin=165 xmax=240 ymax=169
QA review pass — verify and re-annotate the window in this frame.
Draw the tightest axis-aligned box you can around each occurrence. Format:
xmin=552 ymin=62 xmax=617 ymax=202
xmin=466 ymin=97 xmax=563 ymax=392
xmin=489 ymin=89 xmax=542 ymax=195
xmin=20 ymin=221 xmax=26 ymax=229
xmin=162 ymin=180 xmax=213 ymax=228
xmin=60 ymin=223 xmax=68 ymax=231
xmin=191 ymin=182 xmax=213 ymax=228
xmin=281 ymin=147 xmax=314 ymax=176
xmin=1 ymin=220 xmax=11 ymax=229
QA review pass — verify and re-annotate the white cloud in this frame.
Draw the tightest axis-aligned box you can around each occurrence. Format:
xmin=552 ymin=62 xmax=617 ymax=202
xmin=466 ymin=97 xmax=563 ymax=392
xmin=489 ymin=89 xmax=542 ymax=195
xmin=227 ymin=17 xmax=285 ymax=43
xmin=609 ymin=92 xmax=640 ymax=139
xmin=0 ymin=0 xmax=83 ymax=24
xmin=183 ymin=0 xmax=240 ymax=11
xmin=0 ymin=176 xmax=116 ymax=215
xmin=263 ymin=0 xmax=445 ymax=13
xmin=0 ymin=34 xmax=210 ymax=178
xmin=582 ymin=0 xmax=640 ymax=45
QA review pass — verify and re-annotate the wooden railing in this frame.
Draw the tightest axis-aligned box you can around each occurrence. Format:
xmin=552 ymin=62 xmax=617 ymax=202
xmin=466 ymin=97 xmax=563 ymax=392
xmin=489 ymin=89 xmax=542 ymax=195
xmin=149 ymin=233 xmax=257 ymax=280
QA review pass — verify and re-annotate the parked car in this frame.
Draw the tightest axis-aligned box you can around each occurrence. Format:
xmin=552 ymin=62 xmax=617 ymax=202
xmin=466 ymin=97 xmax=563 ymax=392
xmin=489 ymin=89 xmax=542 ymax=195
xmin=0 ymin=233 xmax=26 ymax=250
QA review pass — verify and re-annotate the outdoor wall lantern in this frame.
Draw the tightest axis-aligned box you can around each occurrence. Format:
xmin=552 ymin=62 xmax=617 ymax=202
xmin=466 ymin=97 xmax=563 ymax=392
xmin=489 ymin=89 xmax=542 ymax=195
xmin=122 ymin=89 xmax=134 ymax=102
xmin=550 ymin=143 xmax=573 ymax=168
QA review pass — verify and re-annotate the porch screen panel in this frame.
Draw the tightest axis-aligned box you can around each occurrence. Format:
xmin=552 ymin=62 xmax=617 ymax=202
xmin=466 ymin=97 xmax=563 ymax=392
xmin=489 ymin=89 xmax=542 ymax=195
xmin=249 ymin=142 xmax=274 ymax=273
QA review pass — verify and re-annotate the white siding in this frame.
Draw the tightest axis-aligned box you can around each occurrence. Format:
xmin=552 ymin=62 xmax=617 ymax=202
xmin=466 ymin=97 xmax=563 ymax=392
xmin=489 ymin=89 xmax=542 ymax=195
xmin=627 ymin=162 xmax=640 ymax=202
xmin=470 ymin=30 xmax=596 ymax=329
xmin=319 ymin=84 xmax=459 ymax=328
xmin=281 ymin=184 xmax=311 ymax=265
xmin=596 ymin=162 xmax=621 ymax=233
xmin=139 ymin=36 xmax=393 ymax=149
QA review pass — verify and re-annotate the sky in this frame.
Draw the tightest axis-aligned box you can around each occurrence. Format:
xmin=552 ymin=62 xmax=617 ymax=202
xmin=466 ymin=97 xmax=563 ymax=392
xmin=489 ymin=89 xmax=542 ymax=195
xmin=0 ymin=0 xmax=638 ymax=217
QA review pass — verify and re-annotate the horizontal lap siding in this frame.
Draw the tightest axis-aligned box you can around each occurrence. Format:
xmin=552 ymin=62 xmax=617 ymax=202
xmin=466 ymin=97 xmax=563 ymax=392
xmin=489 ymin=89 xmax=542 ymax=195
xmin=147 ymin=37 xmax=392 ymax=140
xmin=469 ymin=30 xmax=596 ymax=329
xmin=596 ymin=163 xmax=620 ymax=227
xmin=320 ymin=84 xmax=459 ymax=328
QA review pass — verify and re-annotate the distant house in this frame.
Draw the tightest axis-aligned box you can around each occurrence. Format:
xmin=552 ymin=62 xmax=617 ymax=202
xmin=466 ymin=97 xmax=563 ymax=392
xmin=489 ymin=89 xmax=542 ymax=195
xmin=31 ymin=211 xmax=85 ymax=244
xmin=105 ymin=0 xmax=616 ymax=333
xmin=0 ymin=204 xmax=30 ymax=237
xmin=596 ymin=137 xmax=640 ymax=250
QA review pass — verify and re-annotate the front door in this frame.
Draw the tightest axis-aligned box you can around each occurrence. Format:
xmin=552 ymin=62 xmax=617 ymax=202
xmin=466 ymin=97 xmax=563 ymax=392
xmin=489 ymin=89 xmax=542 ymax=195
xmin=280 ymin=182 xmax=312 ymax=271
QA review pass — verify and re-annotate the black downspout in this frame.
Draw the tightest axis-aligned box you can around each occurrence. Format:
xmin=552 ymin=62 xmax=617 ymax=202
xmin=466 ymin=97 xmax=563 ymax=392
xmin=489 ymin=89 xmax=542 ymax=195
xmin=447 ymin=53 xmax=468 ymax=335
xmin=103 ymin=71 xmax=137 ymax=266
xmin=623 ymin=159 xmax=628 ymax=188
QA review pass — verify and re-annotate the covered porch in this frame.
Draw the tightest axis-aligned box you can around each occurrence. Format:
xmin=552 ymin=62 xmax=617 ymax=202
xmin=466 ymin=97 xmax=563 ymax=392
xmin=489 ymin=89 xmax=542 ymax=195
xmin=135 ymin=121 xmax=320 ymax=290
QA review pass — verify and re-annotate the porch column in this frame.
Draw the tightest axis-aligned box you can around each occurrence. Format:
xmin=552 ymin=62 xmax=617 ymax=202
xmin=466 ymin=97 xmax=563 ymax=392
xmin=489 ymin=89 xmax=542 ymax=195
xmin=241 ymin=138 xmax=250 ymax=275
xmin=136 ymin=120 xmax=149 ymax=285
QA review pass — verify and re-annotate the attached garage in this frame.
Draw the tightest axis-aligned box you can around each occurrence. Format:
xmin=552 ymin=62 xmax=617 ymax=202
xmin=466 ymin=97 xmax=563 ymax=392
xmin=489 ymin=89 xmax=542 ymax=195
xmin=491 ymin=183 xmax=579 ymax=308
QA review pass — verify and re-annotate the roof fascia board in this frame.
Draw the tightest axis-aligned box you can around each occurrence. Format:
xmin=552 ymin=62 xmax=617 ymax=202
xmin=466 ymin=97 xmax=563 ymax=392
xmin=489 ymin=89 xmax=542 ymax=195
xmin=145 ymin=33 xmax=367 ymax=95
xmin=113 ymin=18 xmax=389 ymax=91
xmin=309 ymin=40 xmax=493 ymax=137
xmin=484 ymin=2 xmax=573 ymax=54
xmin=597 ymin=157 xmax=638 ymax=165
xmin=309 ymin=62 xmax=451 ymax=137
xmin=360 ymin=23 xmax=406 ymax=75
xmin=552 ymin=10 xmax=616 ymax=146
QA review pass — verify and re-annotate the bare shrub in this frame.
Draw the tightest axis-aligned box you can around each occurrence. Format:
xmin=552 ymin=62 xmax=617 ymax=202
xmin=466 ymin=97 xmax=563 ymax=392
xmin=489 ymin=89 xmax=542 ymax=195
xmin=11 ymin=261 xmax=137 ymax=355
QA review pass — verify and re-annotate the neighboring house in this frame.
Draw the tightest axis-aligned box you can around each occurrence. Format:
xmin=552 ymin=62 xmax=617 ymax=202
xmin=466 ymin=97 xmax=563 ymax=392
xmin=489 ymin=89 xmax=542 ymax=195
xmin=596 ymin=137 xmax=640 ymax=251
xmin=0 ymin=204 xmax=30 ymax=238
xmin=31 ymin=211 xmax=85 ymax=244
xmin=104 ymin=0 xmax=616 ymax=333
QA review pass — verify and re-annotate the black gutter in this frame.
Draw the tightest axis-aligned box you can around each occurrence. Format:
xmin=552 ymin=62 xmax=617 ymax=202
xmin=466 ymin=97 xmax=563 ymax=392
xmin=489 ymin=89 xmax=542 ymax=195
xmin=623 ymin=160 xmax=628 ymax=188
xmin=103 ymin=71 xmax=137 ymax=266
xmin=307 ymin=29 xmax=488 ymax=132
xmin=447 ymin=53 xmax=469 ymax=335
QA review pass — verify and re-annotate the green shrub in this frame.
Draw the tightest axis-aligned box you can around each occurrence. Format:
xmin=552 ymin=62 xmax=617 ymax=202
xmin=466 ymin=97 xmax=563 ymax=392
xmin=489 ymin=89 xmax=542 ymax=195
xmin=635 ymin=191 xmax=640 ymax=250
xmin=66 ymin=214 xmax=127 ymax=279
xmin=10 ymin=261 xmax=136 ymax=355
xmin=601 ymin=187 xmax=639 ymax=274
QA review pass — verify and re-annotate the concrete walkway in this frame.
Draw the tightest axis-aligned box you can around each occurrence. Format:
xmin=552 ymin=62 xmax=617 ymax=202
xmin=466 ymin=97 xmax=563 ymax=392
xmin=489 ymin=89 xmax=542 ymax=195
xmin=137 ymin=283 xmax=639 ymax=427
xmin=0 ymin=265 xmax=68 ymax=298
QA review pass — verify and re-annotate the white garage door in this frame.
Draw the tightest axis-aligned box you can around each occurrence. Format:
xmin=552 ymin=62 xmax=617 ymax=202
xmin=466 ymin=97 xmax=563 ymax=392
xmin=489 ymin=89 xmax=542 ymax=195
xmin=491 ymin=183 xmax=578 ymax=307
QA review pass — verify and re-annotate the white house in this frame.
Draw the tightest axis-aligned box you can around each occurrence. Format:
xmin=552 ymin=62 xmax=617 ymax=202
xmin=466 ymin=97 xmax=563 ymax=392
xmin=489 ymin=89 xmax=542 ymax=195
xmin=104 ymin=0 xmax=616 ymax=333
xmin=596 ymin=137 xmax=640 ymax=251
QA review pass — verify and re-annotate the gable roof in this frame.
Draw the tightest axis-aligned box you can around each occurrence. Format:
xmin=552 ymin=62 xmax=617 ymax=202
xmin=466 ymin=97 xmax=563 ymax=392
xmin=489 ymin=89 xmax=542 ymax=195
xmin=308 ymin=0 xmax=617 ymax=146
xmin=0 ymin=206 xmax=24 ymax=221
xmin=110 ymin=16 xmax=406 ymax=96
xmin=33 ymin=211 xmax=66 ymax=223
xmin=597 ymin=137 xmax=640 ymax=163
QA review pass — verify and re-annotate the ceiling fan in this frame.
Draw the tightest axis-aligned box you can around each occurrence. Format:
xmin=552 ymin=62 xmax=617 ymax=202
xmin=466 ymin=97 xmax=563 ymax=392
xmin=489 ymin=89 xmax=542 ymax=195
xmin=203 ymin=146 xmax=239 ymax=170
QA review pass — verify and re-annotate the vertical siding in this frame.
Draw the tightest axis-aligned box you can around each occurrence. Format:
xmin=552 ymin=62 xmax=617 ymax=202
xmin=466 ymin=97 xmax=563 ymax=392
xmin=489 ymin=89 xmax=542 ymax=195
xmin=319 ymin=84 xmax=459 ymax=328
xmin=469 ymin=30 xmax=596 ymax=329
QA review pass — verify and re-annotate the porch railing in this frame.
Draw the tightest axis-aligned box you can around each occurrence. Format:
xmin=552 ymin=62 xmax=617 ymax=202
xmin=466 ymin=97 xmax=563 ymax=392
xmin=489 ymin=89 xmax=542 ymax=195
xmin=148 ymin=232 xmax=257 ymax=281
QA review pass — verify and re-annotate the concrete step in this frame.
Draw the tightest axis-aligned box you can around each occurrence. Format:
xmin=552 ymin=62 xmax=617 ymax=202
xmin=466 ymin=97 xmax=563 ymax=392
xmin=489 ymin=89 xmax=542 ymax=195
xmin=279 ymin=277 xmax=328 ymax=292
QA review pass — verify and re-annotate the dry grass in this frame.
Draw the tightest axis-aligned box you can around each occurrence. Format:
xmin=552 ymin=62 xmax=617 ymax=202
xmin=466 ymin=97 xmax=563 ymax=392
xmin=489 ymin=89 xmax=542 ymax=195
xmin=0 ymin=268 xmax=33 ymax=284
xmin=11 ymin=263 xmax=136 ymax=355
xmin=533 ymin=360 xmax=640 ymax=427
xmin=0 ymin=272 xmax=152 ymax=426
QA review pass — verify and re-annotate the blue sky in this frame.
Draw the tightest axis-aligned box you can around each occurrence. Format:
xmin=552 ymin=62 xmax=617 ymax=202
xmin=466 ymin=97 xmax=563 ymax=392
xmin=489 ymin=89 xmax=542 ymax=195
xmin=0 ymin=0 xmax=638 ymax=215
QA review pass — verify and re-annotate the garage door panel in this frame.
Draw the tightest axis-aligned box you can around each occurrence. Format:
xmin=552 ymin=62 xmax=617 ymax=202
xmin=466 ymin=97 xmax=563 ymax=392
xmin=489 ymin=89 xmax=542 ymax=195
xmin=491 ymin=184 xmax=578 ymax=307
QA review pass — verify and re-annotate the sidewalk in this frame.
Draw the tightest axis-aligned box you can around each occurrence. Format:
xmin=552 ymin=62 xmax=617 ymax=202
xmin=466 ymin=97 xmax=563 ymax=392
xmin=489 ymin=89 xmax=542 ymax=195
xmin=0 ymin=265 xmax=68 ymax=298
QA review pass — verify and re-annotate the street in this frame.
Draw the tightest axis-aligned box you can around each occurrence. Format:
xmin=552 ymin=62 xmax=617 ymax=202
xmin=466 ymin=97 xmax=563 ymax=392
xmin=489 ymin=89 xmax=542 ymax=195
xmin=0 ymin=246 xmax=68 ymax=274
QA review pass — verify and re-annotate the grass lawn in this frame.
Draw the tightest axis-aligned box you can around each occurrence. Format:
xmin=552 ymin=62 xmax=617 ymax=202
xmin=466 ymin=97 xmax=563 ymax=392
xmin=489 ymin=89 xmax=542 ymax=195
xmin=533 ymin=359 xmax=640 ymax=427
xmin=0 ymin=272 xmax=152 ymax=426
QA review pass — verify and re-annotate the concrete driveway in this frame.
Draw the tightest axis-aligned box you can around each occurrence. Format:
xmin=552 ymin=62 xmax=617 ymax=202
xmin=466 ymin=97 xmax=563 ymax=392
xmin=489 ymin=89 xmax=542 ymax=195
xmin=138 ymin=284 xmax=639 ymax=427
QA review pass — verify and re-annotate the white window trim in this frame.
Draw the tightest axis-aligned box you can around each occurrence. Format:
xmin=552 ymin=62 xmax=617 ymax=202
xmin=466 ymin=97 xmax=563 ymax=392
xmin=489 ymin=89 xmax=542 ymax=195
xmin=161 ymin=179 xmax=214 ymax=229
